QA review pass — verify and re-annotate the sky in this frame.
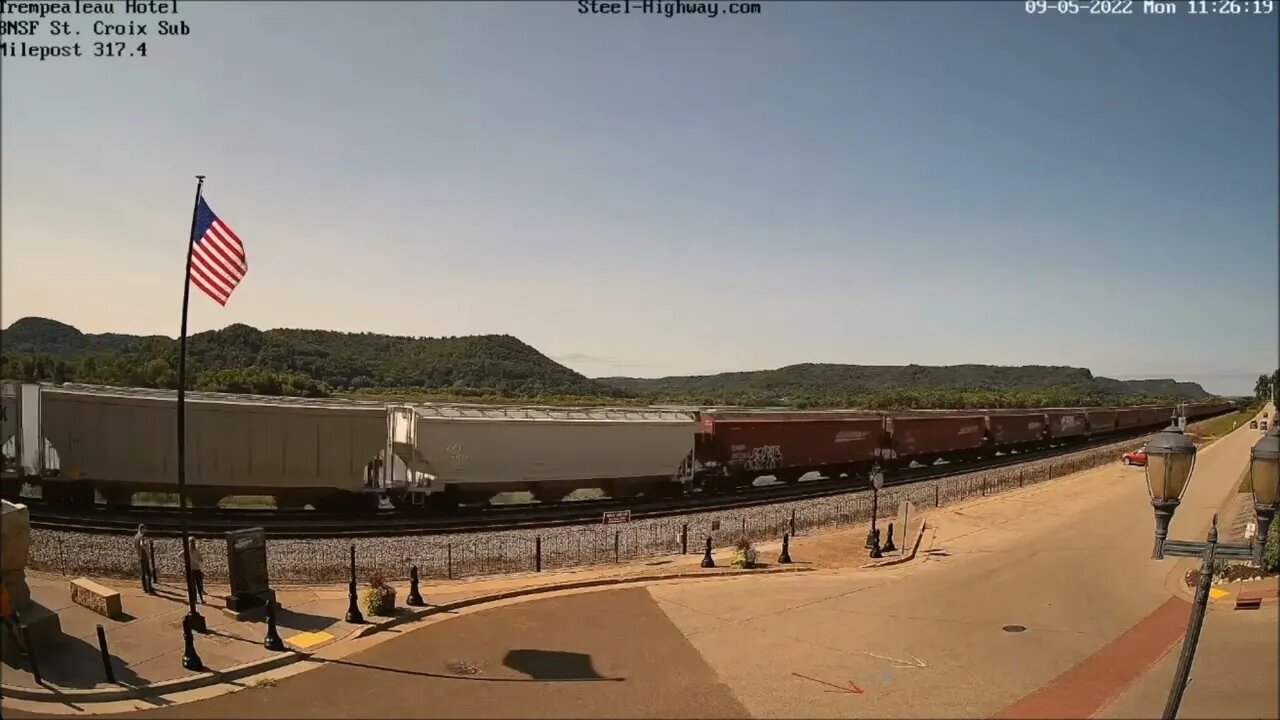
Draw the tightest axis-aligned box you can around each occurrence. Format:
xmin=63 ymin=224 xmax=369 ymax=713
xmin=1 ymin=1 xmax=1276 ymax=396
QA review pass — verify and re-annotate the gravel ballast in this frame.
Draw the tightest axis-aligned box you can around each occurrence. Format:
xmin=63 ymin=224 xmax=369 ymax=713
xmin=26 ymin=437 xmax=1149 ymax=585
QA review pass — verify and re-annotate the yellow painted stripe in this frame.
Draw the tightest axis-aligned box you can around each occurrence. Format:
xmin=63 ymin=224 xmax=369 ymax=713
xmin=1208 ymin=588 xmax=1230 ymax=601
xmin=287 ymin=630 xmax=334 ymax=649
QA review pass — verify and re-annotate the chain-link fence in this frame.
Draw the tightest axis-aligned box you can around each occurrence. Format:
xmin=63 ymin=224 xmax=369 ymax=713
xmin=27 ymin=441 xmax=1130 ymax=586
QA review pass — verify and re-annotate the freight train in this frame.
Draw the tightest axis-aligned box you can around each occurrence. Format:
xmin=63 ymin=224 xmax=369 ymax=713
xmin=0 ymin=381 xmax=1238 ymax=514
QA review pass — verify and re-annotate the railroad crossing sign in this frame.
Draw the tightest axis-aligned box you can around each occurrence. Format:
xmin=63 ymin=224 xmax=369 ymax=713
xmin=602 ymin=510 xmax=631 ymax=525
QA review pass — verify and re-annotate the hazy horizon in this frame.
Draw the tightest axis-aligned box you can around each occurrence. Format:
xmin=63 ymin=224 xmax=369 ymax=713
xmin=2 ymin=2 xmax=1276 ymax=396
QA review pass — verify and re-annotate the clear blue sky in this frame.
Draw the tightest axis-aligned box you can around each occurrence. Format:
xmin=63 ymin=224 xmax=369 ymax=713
xmin=2 ymin=1 xmax=1276 ymax=395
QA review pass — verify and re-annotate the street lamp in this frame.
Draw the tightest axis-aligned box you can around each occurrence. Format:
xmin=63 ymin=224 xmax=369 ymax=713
xmin=865 ymin=464 xmax=884 ymax=558
xmin=1144 ymin=418 xmax=1197 ymax=560
xmin=1141 ymin=416 xmax=1261 ymax=720
xmin=1249 ymin=425 xmax=1279 ymax=565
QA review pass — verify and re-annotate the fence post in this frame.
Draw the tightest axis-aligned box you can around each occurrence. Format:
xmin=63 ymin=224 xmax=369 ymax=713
xmin=447 ymin=543 xmax=453 ymax=579
xmin=96 ymin=624 xmax=115 ymax=683
xmin=935 ymin=484 xmax=940 ymax=507
xmin=741 ymin=516 xmax=747 ymax=537
xmin=681 ymin=524 xmax=688 ymax=555
xmin=535 ymin=536 xmax=542 ymax=572
xmin=614 ymin=531 xmax=620 ymax=564
xmin=58 ymin=538 xmax=66 ymax=576
xmin=789 ymin=508 xmax=797 ymax=537
xmin=982 ymin=478 xmax=987 ymax=496
xmin=1019 ymin=469 xmax=1024 ymax=487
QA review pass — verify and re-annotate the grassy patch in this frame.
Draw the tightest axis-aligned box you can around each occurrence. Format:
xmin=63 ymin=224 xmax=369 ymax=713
xmin=1191 ymin=406 xmax=1263 ymax=441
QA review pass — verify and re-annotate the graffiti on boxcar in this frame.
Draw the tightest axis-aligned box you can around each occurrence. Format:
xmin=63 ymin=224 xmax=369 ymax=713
xmin=446 ymin=443 xmax=468 ymax=462
xmin=731 ymin=443 xmax=783 ymax=471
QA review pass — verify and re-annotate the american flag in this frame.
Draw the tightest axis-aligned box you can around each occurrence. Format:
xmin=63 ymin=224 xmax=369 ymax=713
xmin=189 ymin=197 xmax=247 ymax=306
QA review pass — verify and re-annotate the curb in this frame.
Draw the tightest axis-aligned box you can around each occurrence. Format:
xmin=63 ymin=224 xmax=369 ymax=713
xmin=859 ymin=520 xmax=929 ymax=569
xmin=0 ymin=648 xmax=302 ymax=703
xmin=351 ymin=563 xmax=817 ymax=639
xmin=2 ymin=563 xmax=816 ymax=704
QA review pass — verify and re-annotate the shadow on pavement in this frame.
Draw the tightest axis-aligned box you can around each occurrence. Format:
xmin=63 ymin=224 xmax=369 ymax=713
xmin=4 ymin=633 xmax=147 ymax=691
xmin=502 ymin=649 xmax=607 ymax=681
xmin=316 ymin=656 xmax=624 ymax=683
xmin=273 ymin=607 xmax=338 ymax=634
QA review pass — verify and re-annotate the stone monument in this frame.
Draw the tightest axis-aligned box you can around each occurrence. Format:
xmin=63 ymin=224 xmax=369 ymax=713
xmin=223 ymin=527 xmax=275 ymax=620
xmin=1 ymin=499 xmax=63 ymax=663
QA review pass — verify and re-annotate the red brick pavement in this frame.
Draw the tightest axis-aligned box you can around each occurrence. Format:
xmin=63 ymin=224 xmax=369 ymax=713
xmin=990 ymin=597 xmax=1190 ymax=720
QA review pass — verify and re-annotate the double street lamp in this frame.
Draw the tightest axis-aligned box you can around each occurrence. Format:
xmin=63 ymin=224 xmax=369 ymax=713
xmin=1142 ymin=415 xmax=1279 ymax=720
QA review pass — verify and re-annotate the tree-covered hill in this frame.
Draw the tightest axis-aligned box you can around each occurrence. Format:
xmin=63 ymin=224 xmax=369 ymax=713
xmin=598 ymin=362 xmax=1213 ymax=406
xmin=1 ymin=317 xmax=618 ymax=399
xmin=1 ymin=317 xmax=1219 ymax=408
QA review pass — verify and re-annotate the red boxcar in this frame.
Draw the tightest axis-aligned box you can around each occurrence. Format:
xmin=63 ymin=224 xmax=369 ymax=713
xmin=697 ymin=411 xmax=883 ymax=479
xmin=1045 ymin=410 xmax=1089 ymax=439
xmin=1085 ymin=409 xmax=1118 ymax=434
xmin=887 ymin=414 xmax=986 ymax=461
xmin=985 ymin=412 xmax=1048 ymax=447
xmin=1115 ymin=408 xmax=1145 ymax=429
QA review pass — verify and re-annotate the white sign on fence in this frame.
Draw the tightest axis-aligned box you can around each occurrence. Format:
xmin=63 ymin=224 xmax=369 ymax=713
xmin=1245 ymin=522 xmax=1257 ymax=540
xmin=602 ymin=510 xmax=631 ymax=525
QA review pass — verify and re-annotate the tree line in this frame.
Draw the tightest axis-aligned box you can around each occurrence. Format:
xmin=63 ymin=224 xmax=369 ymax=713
xmin=1 ymin=351 xmax=1197 ymax=409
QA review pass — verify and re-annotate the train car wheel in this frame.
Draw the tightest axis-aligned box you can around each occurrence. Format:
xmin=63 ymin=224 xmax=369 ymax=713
xmin=61 ymin=482 xmax=96 ymax=508
xmin=101 ymin=490 xmax=132 ymax=508
xmin=424 ymin=489 xmax=460 ymax=515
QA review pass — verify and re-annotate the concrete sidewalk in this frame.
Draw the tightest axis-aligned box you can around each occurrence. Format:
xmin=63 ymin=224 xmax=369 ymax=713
xmin=0 ymin=533 xmax=834 ymax=706
xmin=1 ymin=574 xmax=364 ymax=694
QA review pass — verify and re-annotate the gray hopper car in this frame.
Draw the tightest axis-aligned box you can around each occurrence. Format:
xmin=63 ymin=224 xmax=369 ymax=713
xmin=5 ymin=383 xmax=387 ymax=511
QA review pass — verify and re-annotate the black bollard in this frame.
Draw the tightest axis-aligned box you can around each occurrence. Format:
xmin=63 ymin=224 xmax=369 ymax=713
xmin=701 ymin=536 xmax=715 ymax=568
xmin=263 ymin=600 xmax=285 ymax=652
xmin=181 ymin=613 xmax=204 ymax=671
xmin=883 ymin=522 xmax=897 ymax=553
xmin=149 ymin=539 xmax=158 ymax=581
xmin=96 ymin=624 xmax=115 ymax=683
xmin=21 ymin=625 xmax=41 ymax=685
xmin=345 ymin=545 xmax=365 ymax=624
xmin=406 ymin=565 xmax=425 ymax=607
xmin=778 ymin=533 xmax=793 ymax=564
xmin=869 ymin=527 xmax=883 ymax=559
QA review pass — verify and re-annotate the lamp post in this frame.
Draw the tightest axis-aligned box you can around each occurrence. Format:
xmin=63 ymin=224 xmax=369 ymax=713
xmin=866 ymin=464 xmax=884 ymax=558
xmin=1248 ymin=425 xmax=1279 ymax=566
xmin=1142 ymin=416 xmax=1266 ymax=720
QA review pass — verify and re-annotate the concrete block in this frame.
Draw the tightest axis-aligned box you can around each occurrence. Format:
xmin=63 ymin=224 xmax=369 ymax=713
xmin=70 ymin=577 xmax=123 ymax=620
xmin=1 ymin=500 xmax=31 ymax=612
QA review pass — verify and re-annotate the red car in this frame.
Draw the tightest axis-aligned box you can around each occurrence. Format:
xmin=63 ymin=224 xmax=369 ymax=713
xmin=1122 ymin=449 xmax=1147 ymax=467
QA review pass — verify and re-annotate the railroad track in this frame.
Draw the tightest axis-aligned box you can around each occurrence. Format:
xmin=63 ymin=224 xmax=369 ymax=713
xmin=20 ymin=429 xmax=1155 ymax=539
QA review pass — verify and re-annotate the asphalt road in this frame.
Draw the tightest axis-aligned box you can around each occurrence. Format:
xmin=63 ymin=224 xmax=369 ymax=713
xmin=85 ymin=587 xmax=749 ymax=720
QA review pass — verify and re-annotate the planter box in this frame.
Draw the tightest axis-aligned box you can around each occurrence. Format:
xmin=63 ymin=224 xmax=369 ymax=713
xmin=364 ymin=588 xmax=397 ymax=617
